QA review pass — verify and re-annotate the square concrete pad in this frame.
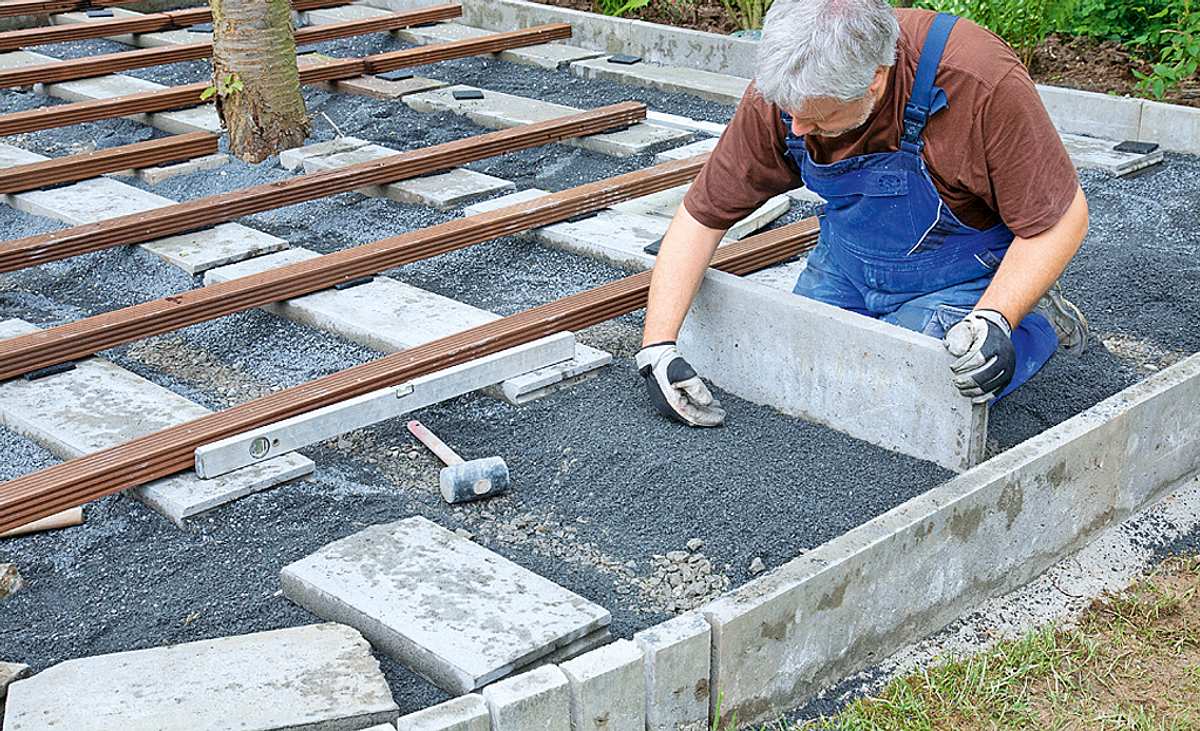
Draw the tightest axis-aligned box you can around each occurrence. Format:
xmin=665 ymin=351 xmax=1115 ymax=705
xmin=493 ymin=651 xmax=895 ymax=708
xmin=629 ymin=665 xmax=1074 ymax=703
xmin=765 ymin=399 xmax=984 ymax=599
xmin=1 ymin=624 xmax=398 ymax=730
xmin=280 ymin=516 xmax=611 ymax=694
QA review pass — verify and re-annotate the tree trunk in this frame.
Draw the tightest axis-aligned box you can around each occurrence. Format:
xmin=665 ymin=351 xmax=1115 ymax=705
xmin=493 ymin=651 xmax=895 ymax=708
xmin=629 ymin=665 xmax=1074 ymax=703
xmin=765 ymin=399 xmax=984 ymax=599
xmin=211 ymin=0 xmax=310 ymax=163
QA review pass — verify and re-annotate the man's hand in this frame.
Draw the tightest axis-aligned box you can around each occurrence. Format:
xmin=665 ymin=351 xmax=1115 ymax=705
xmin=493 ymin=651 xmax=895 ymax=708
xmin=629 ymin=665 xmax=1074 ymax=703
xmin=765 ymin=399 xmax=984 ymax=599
xmin=636 ymin=342 xmax=725 ymax=427
xmin=944 ymin=309 xmax=1015 ymax=403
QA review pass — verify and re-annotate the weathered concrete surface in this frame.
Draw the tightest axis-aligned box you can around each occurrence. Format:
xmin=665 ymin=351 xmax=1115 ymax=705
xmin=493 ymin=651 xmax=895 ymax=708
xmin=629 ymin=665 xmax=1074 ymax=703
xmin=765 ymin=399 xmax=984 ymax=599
xmin=654 ymin=137 xmax=717 ymax=163
xmin=1 ymin=624 xmax=399 ymax=730
xmin=560 ymin=639 xmax=645 ymax=731
xmin=646 ymin=111 xmax=727 ymax=137
xmin=137 ymin=153 xmax=230 ymax=185
xmin=1139 ymin=99 xmax=1200 ymax=155
xmin=701 ymin=351 xmax=1200 ymax=727
xmin=1060 ymin=133 xmax=1163 ymax=176
xmin=0 ymin=319 xmax=313 ymax=526
xmin=39 ymin=65 xmax=220 ymax=134
xmin=677 ymin=270 xmax=987 ymax=472
xmin=0 ymin=662 xmax=30 ymax=700
xmin=279 ymin=517 xmax=611 ymax=694
xmin=204 ymin=248 xmax=611 ymax=404
xmin=537 ymin=209 xmax=663 ymax=271
xmin=634 ymin=614 xmax=710 ymax=731
xmin=394 ymin=21 xmax=603 ymax=69
xmin=395 ymin=694 xmax=490 ymax=731
xmin=481 ymin=665 xmax=571 ymax=731
xmin=462 ymin=187 xmax=550 ymax=215
xmin=280 ymin=137 xmax=372 ymax=171
xmin=335 ymin=73 xmax=449 ymax=99
xmin=403 ymin=85 xmax=690 ymax=157
xmin=0 ymin=143 xmax=287 ymax=274
xmin=570 ymin=56 xmax=749 ymax=106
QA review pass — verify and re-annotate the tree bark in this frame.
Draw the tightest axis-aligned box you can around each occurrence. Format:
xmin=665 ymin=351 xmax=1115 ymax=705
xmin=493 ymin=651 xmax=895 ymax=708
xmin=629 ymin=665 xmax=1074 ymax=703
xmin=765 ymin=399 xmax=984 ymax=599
xmin=211 ymin=0 xmax=310 ymax=163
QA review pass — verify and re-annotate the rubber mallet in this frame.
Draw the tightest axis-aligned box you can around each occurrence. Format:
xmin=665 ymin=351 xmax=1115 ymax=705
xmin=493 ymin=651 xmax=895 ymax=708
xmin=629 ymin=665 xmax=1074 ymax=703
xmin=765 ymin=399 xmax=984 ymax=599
xmin=406 ymin=419 xmax=510 ymax=504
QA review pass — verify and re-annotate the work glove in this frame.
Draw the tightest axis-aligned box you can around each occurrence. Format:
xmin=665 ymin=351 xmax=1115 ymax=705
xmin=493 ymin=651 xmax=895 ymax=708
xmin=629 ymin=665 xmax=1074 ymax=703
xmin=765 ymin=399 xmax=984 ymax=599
xmin=635 ymin=342 xmax=725 ymax=427
xmin=943 ymin=309 xmax=1015 ymax=404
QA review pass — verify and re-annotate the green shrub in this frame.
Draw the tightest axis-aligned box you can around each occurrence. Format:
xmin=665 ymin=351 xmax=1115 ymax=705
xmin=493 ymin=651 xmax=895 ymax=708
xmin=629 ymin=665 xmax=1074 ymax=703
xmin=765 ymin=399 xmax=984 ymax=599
xmin=1131 ymin=0 xmax=1200 ymax=98
xmin=909 ymin=0 xmax=1079 ymax=66
xmin=720 ymin=0 xmax=772 ymax=29
xmin=594 ymin=0 xmax=652 ymax=17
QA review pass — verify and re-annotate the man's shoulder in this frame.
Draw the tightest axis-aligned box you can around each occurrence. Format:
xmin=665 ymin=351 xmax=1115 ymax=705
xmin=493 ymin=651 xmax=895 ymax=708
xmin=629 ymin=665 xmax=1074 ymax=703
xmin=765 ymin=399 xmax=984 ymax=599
xmin=897 ymin=8 xmax=1025 ymax=92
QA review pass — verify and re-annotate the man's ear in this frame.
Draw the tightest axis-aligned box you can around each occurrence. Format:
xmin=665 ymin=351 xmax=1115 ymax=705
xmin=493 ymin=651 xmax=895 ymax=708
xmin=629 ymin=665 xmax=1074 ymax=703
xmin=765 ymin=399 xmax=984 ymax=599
xmin=868 ymin=66 xmax=890 ymax=98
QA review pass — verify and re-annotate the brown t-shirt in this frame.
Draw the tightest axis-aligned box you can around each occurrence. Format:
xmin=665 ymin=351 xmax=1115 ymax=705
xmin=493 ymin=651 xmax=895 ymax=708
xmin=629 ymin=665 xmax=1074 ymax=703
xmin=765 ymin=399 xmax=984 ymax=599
xmin=684 ymin=8 xmax=1079 ymax=239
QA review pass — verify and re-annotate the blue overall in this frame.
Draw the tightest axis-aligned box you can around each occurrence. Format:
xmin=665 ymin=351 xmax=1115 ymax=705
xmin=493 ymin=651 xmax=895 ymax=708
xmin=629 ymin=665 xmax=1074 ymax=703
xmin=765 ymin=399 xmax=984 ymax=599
xmin=785 ymin=13 xmax=1058 ymax=399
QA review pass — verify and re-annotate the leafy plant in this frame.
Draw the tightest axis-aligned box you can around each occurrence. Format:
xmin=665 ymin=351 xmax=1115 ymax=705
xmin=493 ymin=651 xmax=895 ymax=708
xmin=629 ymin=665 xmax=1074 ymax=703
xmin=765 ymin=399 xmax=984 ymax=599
xmin=1132 ymin=0 xmax=1200 ymax=98
xmin=909 ymin=0 xmax=1079 ymax=66
xmin=200 ymin=72 xmax=245 ymax=102
xmin=720 ymin=0 xmax=772 ymax=30
xmin=594 ymin=0 xmax=652 ymax=17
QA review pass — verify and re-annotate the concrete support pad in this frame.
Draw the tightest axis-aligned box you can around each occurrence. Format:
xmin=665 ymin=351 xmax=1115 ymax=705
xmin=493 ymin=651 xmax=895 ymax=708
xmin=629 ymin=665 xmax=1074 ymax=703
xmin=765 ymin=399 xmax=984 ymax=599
xmin=137 ymin=153 xmax=230 ymax=184
xmin=654 ymin=136 xmax=718 ymax=163
xmin=537 ymin=209 xmax=663 ymax=271
xmin=1 ymin=624 xmax=399 ymax=731
xmin=280 ymin=136 xmax=371 ymax=171
xmin=395 ymin=21 xmax=603 ymax=69
xmin=396 ymin=694 xmax=490 ymax=731
xmin=38 ymin=62 xmax=220 ymax=134
xmin=570 ymin=56 xmax=749 ymax=106
xmin=205 ymin=248 xmax=611 ymax=404
xmin=403 ymin=85 xmax=690 ymax=157
xmin=1061 ymin=133 xmax=1164 ymax=176
xmin=482 ymin=665 xmax=571 ymax=731
xmin=0 ymin=142 xmax=287 ymax=274
xmin=702 ymin=350 xmax=1200 ymax=727
xmin=677 ymin=270 xmax=987 ymax=472
xmin=0 ymin=319 xmax=313 ymax=526
xmin=634 ymin=614 xmax=711 ymax=731
xmin=462 ymin=187 xmax=550 ymax=215
xmin=301 ymin=143 xmax=514 ymax=208
xmin=560 ymin=639 xmax=645 ymax=731
xmin=335 ymin=73 xmax=448 ymax=99
xmin=280 ymin=517 xmax=611 ymax=694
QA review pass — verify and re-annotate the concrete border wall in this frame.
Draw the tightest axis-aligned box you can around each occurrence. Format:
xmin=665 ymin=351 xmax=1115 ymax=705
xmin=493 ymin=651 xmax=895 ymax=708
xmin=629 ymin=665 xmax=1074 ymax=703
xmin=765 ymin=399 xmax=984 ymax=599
xmin=700 ymin=350 xmax=1200 ymax=726
xmin=678 ymin=268 xmax=987 ymax=473
xmin=359 ymin=0 xmax=1200 ymax=154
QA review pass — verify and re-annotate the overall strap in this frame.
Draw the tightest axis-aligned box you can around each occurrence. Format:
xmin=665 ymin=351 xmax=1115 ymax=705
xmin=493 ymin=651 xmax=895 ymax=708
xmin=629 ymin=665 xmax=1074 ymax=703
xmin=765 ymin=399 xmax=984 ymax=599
xmin=901 ymin=12 xmax=958 ymax=154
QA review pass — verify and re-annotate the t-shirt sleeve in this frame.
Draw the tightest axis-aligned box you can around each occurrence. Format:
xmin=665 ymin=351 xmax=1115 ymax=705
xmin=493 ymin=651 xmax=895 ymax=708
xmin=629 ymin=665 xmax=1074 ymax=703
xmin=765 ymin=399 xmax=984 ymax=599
xmin=980 ymin=68 xmax=1079 ymax=239
xmin=682 ymin=84 xmax=801 ymax=231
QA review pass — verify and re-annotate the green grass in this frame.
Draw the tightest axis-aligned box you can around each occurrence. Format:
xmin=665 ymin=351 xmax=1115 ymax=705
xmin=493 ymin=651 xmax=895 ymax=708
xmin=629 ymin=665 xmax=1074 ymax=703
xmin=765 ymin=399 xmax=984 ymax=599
xmin=713 ymin=558 xmax=1200 ymax=730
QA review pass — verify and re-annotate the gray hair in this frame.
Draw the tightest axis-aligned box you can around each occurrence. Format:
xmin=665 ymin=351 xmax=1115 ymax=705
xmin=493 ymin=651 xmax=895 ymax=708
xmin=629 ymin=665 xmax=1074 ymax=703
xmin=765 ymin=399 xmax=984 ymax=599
xmin=755 ymin=0 xmax=900 ymax=108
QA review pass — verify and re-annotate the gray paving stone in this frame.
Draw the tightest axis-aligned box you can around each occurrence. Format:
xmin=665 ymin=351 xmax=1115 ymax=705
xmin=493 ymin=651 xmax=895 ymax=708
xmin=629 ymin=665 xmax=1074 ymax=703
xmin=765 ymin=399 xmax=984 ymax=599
xmin=137 ymin=153 xmax=230 ymax=184
xmin=279 ymin=136 xmax=370 ymax=171
xmin=654 ymin=137 xmax=718 ymax=163
xmin=395 ymin=21 xmax=602 ymax=70
xmin=302 ymin=145 xmax=514 ymax=208
xmin=335 ymin=74 xmax=448 ymax=99
xmin=403 ymin=85 xmax=689 ymax=157
xmin=461 ymin=187 xmax=550 ymax=215
xmin=560 ymin=639 xmax=645 ymax=731
xmin=1 ymin=624 xmax=398 ymax=731
xmin=42 ymin=71 xmax=220 ymax=134
xmin=646 ymin=111 xmax=728 ymax=136
xmin=634 ymin=614 xmax=711 ymax=731
xmin=482 ymin=665 xmax=571 ymax=731
xmin=204 ymin=247 xmax=610 ymax=404
xmin=51 ymin=8 xmax=143 ymax=46
xmin=571 ymin=56 xmax=750 ymax=106
xmin=1060 ymin=132 xmax=1164 ymax=176
xmin=305 ymin=4 xmax=392 ymax=23
xmin=396 ymin=694 xmax=490 ymax=731
xmin=0 ymin=143 xmax=288 ymax=274
xmin=536 ymin=209 xmax=663 ymax=271
xmin=0 ymin=661 xmax=30 ymax=701
xmin=0 ymin=319 xmax=313 ymax=526
xmin=279 ymin=516 xmax=611 ymax=694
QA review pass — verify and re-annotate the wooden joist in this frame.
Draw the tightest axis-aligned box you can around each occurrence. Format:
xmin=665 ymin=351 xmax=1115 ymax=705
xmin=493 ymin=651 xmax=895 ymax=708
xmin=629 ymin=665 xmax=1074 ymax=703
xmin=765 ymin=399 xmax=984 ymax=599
xmin=0 ymin=0 xmax=345 ymax=20
xmin=0 ymin=131 xmax=216 ymax=193
xmin=0 ymin=23 xmax=573 ymax=136
xmin=0 ymin=217 xmax=820 ymax=534
xmin=0 ymin=5 xmax=464 ymax=88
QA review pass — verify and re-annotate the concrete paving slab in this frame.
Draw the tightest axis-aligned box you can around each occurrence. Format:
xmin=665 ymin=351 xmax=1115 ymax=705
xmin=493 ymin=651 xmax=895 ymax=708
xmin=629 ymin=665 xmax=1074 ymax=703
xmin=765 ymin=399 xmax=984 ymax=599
xmin=395 ymin=21 xmax=602 ymax=69
xmin=303 ymin=145 xmax=514 ymax=208
xmin=205 ymin=247 xmax=610 ymax=404
xmin=305 ymin=5 xmax=394 ymax=23
xmin=280 ymin=516 xmax=611 ymax=694
xmin=395 ymin=694 xmax=490 ymax=731
xmin=634 ymin=614 xmax=710 ymax=731
xmin=280 ymin=136 xmax=371 ymax=171
xmin=403 ymin=85 xmax=690 ymax=157
xmin=610 ymin=184 xmax=788 ymax=240
xmin=536 ymin=209 xmax=664 ymax=271
xmin=646 ymin=110 xmax=727 ymax=137
xmin=41 ymin=70 xmax=220 ymax=134
xmin=136 ymin=153 xmax=230 ymax=184
xmin=336 ymin=74 xmax=448 ymax=99
xmin=1061 ymin=133 xmax=1164 ymax=176
xmin=559 ymin=639 xmax=645 ymax=731
xmin=0 ymin=662 xmax=30 ymax=701
xmin=481 ymin=665 xmax=571 ymax=731
xmin=570 ymin=56 xmax=749 ymax=106
xmin=51 ymin=8 xmax=143 ymax=46
xmin=0 ymin=319 xmax=313 ymax=526
xmin=1 ymin=623 xmax=399 ymax=731
xmin=654 ymin=136 xmax=718 ymax=163
xmin=461 ymin=187 xmax=549 ymax=215
xmin=12 ymin=176 xmax=175 ymax=224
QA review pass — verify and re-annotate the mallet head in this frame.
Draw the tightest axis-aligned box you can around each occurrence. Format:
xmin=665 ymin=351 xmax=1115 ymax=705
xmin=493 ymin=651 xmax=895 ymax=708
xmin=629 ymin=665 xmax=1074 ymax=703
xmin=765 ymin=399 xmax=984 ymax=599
xmin=439 ymin=456 xmax=510 ymax=504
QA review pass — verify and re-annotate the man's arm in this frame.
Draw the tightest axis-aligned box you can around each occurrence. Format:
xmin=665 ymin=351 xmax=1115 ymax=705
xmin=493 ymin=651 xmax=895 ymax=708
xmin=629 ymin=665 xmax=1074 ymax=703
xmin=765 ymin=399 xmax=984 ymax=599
xmin=975 ymin=185 xmax=1089 ymax=326
xmin=642 ymin=205 xmax=727 ymax=345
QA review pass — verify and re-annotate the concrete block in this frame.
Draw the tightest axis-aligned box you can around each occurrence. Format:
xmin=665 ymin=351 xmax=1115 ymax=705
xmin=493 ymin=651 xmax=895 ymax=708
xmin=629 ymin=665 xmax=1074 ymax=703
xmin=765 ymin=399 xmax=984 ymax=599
xmin=560 ymin=639 xmax=645 ymax=731
xmin=395 ymin=21 xmax=602 ymax=69
xmin=279 ymin=136 xmax=370 ymax=171
xmin=305 ymin=4 xmax=393 ymax=23
xmin=303 ymin=145 xmax=513 ymax=208
xmin=1037 ymin=84 xmax=1143 ymax=141
xmin=481 ymin=665 xmax=571 ymax=731
xmin=1060 ymin=133 xmax=1163 ymax=176
xmin=570 ymin=56 xmax=749 ymax=106
xmin=677 ymin=270 xmax=987 ymax=472
xmin=0 ymin=662 xmax=30 ymax=701
xmin=41 ymin=71 xmax=221 ymax=134
xmin=136 ymin=153 xmax=230 ymax=184
xmin=611 ymin=183 xmax=689 ymax=219
xmin=726 ymin=194 xmax=790 ymax=240
xmin=701 ymin=350 xmax=1200 ymax=727
xmin=634 ymin=614 xmax=711 ymax=731
xmin=2 ymin=624 xmax=399 ymax=730
xmin=403 ymin=85 xmax=690 ymax=157
xmin=143 ymin=222 xmax=290 ymax=275
xmin=279 ymin=517 xmax=611 ymax=694
xmin=204 ymin=247 xmax=610 ymax=403
xmin=12 ymin=176 xmax=175 ymax=224
xmin=536 ymin=209 xmax=664 ymax=271
xmin=0 ymin=319 xmax=313 ymax=526
xmin=654 ymin=137 xmax=718 ymax=163
xmin=395 ymin=694 xmax=490 ymax=731
xmin=336 ymin=74 xmax=448 ymax=99
xmin=1139 ymin=99 xmax=1200 ymax=155
xmin=646 ymin=111 xmax=727 ymax=137
xmin=461 ymin=187 xmax=550 ymax=215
